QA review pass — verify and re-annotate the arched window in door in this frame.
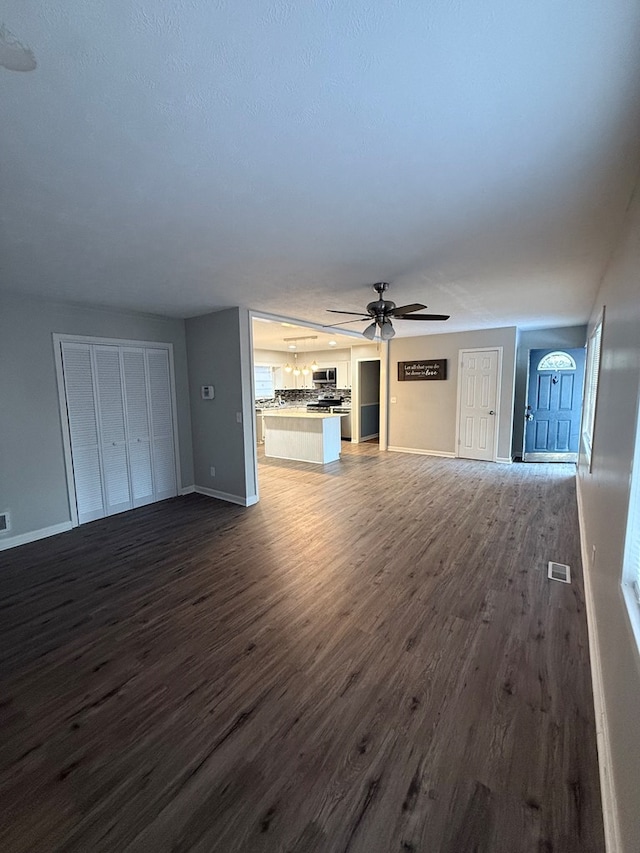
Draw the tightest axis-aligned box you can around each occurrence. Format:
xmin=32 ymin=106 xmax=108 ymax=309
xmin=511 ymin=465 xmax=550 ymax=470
xmin=537 ymin=351 xmax=577 ymax=371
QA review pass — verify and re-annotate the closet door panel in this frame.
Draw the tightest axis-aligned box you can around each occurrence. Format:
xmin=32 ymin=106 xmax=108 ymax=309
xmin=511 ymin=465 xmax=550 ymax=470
xmin=61 ymin=342 xmax=105 ymax=523
xmin=147 ymin=348 xmax=177 ymax=500
xmin=94 ymin=346 xmax=132 ymax=515
xmin=122 ymin=348 xmax=154 ymax=506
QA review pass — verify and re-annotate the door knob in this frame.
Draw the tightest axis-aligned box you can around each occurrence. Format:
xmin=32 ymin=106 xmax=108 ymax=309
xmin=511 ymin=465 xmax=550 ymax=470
xmin=489 ymin=410 xmax=495 ymax=415
xmin=525 ymin=412 xmax=534 ymax=421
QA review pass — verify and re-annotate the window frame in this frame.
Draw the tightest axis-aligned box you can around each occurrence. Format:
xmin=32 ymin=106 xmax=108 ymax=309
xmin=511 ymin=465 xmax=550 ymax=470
xmin=582 ymin=309 xmax=605 ymax=470
xmin=622 ymin=383 xmax=640 ymax=654
xmin=254 ymin=363 xmax=275 ymax=400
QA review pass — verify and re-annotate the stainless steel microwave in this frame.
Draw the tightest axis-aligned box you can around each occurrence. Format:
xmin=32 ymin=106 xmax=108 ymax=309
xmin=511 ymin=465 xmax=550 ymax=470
xmin=312 ymin=367 xmax=336 ymax=385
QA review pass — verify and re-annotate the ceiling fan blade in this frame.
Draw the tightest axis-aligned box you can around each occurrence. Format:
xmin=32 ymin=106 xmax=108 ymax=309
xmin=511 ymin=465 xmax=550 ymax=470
xmin=392 ymin=303 xmax=427 ymax=315
xmin=326 ymin=309 xmax=370 ymax=316
xmin=322 ymin=318 xmax=369 ymax=327
xmin=397 ymin=313 xmax=450 ymax=321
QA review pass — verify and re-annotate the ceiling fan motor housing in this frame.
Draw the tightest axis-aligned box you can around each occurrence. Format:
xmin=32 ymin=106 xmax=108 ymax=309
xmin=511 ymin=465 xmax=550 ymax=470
xmin=367 ymin=298 xmax=396 ymax=319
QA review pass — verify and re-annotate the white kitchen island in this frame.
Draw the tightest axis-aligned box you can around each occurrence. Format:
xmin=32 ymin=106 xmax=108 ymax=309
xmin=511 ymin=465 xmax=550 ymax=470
xmin=262 ymin=411 xmax=344 ymax=464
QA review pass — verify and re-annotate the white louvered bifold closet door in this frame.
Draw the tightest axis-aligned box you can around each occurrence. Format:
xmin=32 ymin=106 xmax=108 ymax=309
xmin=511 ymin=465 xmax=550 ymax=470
xmin=61 ymin=341 xmax=178 ymax=525
xmin=122 ymin=348 xmax=154 ymax=507
xmin=147 ymin=348 xmax=177 ymax=500
xmin=61 ymin=342 xmax=105 ymax=524
xmin=94 ymin=346 xmax=132 ymax=516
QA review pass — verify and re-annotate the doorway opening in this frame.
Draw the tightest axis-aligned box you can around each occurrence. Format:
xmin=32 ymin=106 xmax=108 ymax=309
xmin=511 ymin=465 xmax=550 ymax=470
xmin=355 ymin=359 xmax=381 ymax=443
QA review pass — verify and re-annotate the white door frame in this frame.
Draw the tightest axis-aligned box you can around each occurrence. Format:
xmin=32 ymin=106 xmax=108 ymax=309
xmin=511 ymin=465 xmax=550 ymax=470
xmin=53 ymin=333 xmax=182 ymax=528
xmin=352 ymin=356 xmax=385 ymax=446
xmin=455 ymin=346 xmax=503 ymax=462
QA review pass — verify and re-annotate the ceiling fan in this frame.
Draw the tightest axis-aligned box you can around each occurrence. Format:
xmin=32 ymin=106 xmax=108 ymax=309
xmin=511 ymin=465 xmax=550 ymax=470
xmin=325 ymin=282 xmax=450 ymax=340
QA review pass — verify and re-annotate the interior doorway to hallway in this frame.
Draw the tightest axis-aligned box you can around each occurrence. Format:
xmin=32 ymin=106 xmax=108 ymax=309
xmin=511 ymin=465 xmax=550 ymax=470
xmin=355 ymin=358 xmax=381 ymax=443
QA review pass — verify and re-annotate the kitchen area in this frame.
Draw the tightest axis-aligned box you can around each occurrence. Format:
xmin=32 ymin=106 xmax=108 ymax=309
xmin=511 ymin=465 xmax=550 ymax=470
xmin=252 ymin=322 xmax=362 ymax=465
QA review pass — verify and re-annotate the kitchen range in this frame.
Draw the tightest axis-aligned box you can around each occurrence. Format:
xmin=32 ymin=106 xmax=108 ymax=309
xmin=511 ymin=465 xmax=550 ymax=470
xmin=306 ymin=394 xmax=351 ymax=440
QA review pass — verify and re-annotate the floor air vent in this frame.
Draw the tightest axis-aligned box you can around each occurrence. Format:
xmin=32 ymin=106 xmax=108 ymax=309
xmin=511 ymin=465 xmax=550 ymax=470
xmin=0 ymin=512 xmax=9 ymax=534
xmin=548 ymin=561 xmax=571 ymax=583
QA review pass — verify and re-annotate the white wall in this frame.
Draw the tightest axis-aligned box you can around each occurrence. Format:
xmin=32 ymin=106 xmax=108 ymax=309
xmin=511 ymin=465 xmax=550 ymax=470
xmin=388 ymin=327 xmax=517 ymax=461
xmin=576 ymin=185 xmax=640 ymax=852
xmin=186 ymin=307 xmax=256 ymax=505
xmin=0 ymin=293 xmax=194 ymax=545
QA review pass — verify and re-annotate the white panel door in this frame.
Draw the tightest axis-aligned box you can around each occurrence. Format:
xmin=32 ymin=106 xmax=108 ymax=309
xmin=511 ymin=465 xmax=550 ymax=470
xmin=61 ymin=342 xmax=105 ymax=524
xmin=122 ymin=348 xmax=154 ymax=507
xmin=458 ymin=349 xmax=499 ymax=462
xmin=94 ymin=346 xmax=132 ymax=515
xmin=146 ymin=348 xmax=177 ymax=500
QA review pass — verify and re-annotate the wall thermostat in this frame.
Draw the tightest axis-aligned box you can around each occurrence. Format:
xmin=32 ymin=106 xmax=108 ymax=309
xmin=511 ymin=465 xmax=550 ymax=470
xmin=201 ymin=385 xmax=215 ymax=399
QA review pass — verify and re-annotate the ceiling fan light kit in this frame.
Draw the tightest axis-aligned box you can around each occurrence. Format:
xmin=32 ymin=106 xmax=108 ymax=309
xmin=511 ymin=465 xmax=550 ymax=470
xmin=326 ymin=282 xmax=450 ymax=339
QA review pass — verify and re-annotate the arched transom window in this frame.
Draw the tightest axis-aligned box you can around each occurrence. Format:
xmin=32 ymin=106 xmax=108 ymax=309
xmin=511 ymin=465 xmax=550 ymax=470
xmin=537 ymin=351 xmax=577 ymax=371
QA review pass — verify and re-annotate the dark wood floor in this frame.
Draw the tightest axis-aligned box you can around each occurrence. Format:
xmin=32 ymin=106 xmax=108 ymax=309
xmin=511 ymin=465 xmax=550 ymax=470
xmin=0 ymin=442 xmax=604 ymax=852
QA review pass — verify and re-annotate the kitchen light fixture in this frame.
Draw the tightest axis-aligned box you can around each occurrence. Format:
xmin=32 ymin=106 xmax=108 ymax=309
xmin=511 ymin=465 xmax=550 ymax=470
xmin=282 ymin=335 xmax=318 ymax=379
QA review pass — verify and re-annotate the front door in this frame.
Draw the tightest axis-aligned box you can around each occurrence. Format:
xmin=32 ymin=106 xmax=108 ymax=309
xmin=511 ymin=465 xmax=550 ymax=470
xmin=458 ymin=349 xmax=500 ymax=462
xmin=524 ymin=348 xmax=586 ymax=462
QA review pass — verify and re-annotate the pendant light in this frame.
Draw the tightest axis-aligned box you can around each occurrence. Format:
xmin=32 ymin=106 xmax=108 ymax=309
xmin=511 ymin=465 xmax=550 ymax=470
xmin=292 ymin=353 xmax=301 ymax=376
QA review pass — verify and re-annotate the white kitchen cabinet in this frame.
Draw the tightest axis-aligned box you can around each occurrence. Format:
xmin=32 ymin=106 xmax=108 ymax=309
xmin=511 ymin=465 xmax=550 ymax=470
xmin=336 ymin=360 xmax=350 ymax=389
xmin=274 ymin=366 xmax=295 ymax=389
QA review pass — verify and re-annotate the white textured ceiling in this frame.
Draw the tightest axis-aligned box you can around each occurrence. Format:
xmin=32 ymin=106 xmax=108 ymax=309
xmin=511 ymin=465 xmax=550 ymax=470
xmin=2 ymin=1 xmax=640 ymax=335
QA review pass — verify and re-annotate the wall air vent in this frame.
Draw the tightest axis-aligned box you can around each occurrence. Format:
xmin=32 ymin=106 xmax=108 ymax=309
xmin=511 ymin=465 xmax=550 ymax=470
xmin=0 ymin=512 xmax=10 ymax=534
xmin=548 ymin=561 xmax=571 ymax=583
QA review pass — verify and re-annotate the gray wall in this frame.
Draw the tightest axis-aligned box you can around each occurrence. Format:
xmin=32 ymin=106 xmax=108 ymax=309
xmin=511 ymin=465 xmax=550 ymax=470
xmin=512 ymin=325 xmax=587 ymax=458
xmin=576 ymin=185 xmax=640 ymax=852
xmin=0 ymin=293 xmax=194 ymax=542
xmin=388 ymin=327 xmax=517 ymax=461
xmin=186 ymin=307 xmax=256 ymax=503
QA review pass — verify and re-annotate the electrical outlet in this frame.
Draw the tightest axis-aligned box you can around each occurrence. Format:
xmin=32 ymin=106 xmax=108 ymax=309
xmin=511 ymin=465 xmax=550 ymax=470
xmin=210 ymin=466 xmax=216 ymax=477
xmin=390 ymin=396 xmax=397 ymax=404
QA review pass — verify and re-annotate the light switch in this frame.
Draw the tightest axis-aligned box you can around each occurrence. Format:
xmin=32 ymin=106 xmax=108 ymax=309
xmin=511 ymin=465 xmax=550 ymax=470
xmin=201 ymin=385 xmax=214 ymax=400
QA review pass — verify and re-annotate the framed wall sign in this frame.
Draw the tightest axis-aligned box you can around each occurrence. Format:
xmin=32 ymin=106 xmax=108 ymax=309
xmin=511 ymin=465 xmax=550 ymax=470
xmin=398 ymin=359 xmax=447 ymax=381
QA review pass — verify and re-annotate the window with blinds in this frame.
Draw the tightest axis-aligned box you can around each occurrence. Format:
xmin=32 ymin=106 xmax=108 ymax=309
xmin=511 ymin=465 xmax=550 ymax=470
xmin=254 ymin=365 xmax=275 ymax=399
xmin=623 ymin=394 xmax=640 ymax=652
xmin=582 ymin=316 xmax=603 ymax=466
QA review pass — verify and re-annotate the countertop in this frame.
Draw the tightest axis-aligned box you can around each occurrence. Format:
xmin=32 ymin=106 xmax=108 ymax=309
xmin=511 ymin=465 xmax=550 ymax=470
xmin=262 ymin=410 xmax=345 ymax=420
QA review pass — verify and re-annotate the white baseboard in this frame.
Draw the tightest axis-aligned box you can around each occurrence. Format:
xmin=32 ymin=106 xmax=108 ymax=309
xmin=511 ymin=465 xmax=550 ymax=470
xmin=360 ymin=433 xmax=379 ymax=442
xmin=496 ymin=456 xmax=514 ymax=464
xmin=0 ymin=521 xmax=73 ymax=552
xmin=193 ymin=486 xmax=257 ymax=507
xmin=387 ymin=446 xmax=456 ymax=459
xmin=575 ymin=478 xmax=621 ymax=853
xmin=179 ymin=485 xmax=195 ymax=495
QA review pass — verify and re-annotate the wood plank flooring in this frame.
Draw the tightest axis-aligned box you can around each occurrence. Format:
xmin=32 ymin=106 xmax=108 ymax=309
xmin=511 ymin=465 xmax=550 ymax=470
xmin=0 ymin=443 xmax=604 ymax=852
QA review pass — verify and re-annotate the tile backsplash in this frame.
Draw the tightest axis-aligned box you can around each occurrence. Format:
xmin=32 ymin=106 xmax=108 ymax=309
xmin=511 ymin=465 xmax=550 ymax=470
xmin=256 ymin=388 xmax=351 ymax=408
